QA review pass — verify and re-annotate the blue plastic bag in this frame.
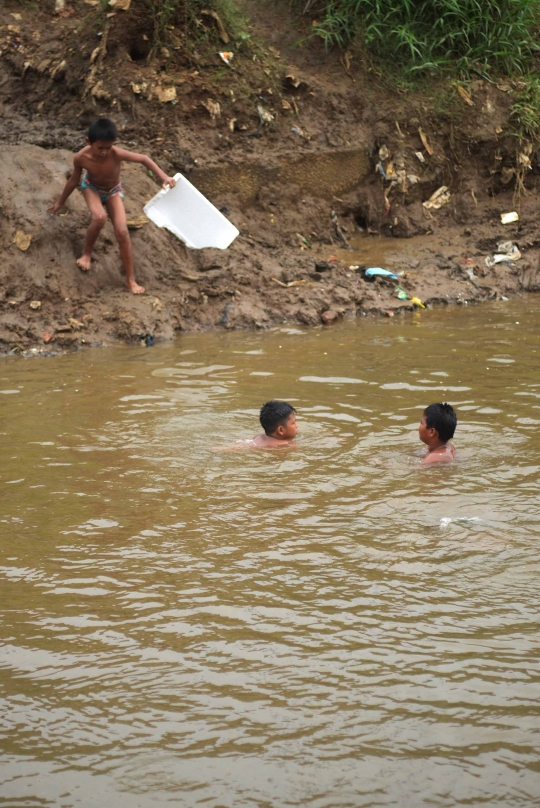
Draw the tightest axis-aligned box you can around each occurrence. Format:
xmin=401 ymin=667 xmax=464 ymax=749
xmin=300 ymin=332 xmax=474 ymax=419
xmin=364 ymin=267 xmax=399 ymax=281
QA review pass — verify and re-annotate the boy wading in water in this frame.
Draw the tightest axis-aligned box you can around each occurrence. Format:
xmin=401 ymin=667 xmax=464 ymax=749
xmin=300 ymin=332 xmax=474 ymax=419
xmin=251 ymin=401 xmax=298 ymax=448
xmin=48 ymin=118 xmax=176 ymax=294
xmin=217 ymin=401 xmax=298 ymax=452
xmin=419 ymin=402 xmax=457 ymax=465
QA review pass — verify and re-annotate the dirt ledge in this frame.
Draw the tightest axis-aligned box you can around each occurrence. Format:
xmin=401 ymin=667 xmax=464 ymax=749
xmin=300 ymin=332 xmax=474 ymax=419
xmin=1 ymin=0 xmax=540 ymax=356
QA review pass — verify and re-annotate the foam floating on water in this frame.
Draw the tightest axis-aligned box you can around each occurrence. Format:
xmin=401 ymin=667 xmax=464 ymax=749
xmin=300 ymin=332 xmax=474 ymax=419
xmin=440 ymin=517 xmax=480 ymax=528
xmin=299 ymin=375 xmax=366 ymax=384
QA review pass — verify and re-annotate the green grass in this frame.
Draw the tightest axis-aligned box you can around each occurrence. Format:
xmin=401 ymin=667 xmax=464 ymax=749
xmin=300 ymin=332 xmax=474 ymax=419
xmin=510 ymin=77 xmax=540 ymax=142
xmin=301 ymin=0 xmax=540 ymax=75
xmin=147 ymin=0 xmax=247 ymax=52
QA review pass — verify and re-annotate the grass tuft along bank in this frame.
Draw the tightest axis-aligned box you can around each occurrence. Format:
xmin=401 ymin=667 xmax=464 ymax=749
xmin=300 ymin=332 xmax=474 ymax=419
xmin=303 ymin=0 xmax=540 ymax=74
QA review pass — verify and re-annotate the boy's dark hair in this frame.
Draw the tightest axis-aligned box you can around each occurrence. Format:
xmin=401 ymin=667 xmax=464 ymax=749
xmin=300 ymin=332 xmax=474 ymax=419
xmin=260 ymin=400 xmax=296 ymax=435
xmin=88 ymin=118 xmax=118 ymax=143
xmin=424 ymin=403 xmax=457 ymax=442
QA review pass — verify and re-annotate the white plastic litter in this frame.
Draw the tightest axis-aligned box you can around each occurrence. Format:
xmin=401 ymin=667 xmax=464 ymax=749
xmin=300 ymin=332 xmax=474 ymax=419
xmin=501 ymin=210 xmax=519 ymax=224
xmin=485 ymin=241 xmax=521 ymax=268
xmin=423 ymin=185 xmax=450 ymax=210
xmin=143 ymin=173 xmax=239 ymax=250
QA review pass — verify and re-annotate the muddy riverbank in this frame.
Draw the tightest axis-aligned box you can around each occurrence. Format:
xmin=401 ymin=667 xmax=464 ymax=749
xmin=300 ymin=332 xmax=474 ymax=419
xmin=1 ymin=0 xmax=540 ymax=355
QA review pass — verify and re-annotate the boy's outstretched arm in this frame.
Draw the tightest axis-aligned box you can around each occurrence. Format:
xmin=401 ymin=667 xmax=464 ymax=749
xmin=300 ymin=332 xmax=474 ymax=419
xmin=48 ymin=159 xmax=83 ymax=215
xmin=116 ymin=149 xmax=176 ymax=189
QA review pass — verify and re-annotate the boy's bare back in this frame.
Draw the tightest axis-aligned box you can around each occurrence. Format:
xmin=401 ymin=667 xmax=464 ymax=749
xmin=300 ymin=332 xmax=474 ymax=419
xmin=218 ymin=434 xmax=297 ymax=452
xmin=249 ymin=433 xmax=297 ymax=449
xmin=421 ymin=443 xmax=455 ymax=465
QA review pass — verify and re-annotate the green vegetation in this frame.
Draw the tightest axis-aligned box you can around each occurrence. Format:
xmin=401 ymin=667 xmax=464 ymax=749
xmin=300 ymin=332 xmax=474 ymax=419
xmin=145 ymin=0 xmax=247 ymax=52
xmin=302 ymin=0 xmax=540 ymax=75
xmin=510 ymin=77 xmax=540 ymax=142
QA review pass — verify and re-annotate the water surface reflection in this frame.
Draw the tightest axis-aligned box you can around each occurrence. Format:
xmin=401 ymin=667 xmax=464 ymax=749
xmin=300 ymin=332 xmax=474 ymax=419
xmin=1 ymin=301 xmax=540 ymax=807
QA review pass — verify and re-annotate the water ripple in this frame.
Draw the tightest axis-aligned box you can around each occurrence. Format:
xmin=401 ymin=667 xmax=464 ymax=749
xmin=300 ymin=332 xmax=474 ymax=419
xmin=1 ymin=301 xmax=540 ymax=806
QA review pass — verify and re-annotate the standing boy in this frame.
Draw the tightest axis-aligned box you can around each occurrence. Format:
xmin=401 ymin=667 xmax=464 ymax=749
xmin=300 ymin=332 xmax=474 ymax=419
xmin=419 ymin=402 xmax=457 ymax=465
xmin=48 ymin=118 xmax=176 ymax=294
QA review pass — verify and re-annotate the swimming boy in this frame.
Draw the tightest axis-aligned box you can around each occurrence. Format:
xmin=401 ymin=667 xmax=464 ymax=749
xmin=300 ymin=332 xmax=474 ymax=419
xmin=251 ymin=400 xmax=298 ymax=448
xmin=419 ymin=402 xmax=457 ymax=465
xmin=48 ymin=118 xmax=176 ymax=294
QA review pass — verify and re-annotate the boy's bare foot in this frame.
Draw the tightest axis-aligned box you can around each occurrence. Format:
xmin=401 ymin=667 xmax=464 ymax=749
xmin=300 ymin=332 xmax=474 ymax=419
xmin=76 ymin=254 xmax=92 ymax=272
xmin=127 ymin=279 xmax=145 ymax=294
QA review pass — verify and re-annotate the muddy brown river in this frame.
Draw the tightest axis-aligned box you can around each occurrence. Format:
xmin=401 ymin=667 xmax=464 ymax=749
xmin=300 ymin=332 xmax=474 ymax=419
xmin=1 ymin=300 xmax=540 ymax=807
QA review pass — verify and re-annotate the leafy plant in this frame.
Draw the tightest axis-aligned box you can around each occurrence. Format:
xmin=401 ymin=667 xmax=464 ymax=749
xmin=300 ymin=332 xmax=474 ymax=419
xmin=146 ymin=0 xmax=246 ymax=52
xmin=511 ymin=77 xmax=540 ymax=142
xmin=300 ymin=0 xmax=540 ymax=75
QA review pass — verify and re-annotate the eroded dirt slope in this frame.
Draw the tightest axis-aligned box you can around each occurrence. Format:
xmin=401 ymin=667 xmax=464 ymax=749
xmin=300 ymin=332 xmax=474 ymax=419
xmin=1 ymin=0 xmax=540 ymax=354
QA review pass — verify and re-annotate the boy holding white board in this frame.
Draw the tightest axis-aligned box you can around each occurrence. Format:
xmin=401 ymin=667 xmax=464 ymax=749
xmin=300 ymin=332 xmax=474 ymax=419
xmin=48 ymin=118 xmax=176 ymax=294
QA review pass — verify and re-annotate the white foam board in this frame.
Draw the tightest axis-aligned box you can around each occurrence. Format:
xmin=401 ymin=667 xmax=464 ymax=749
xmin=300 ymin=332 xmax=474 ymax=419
xmin=143 ymin=173 xmax=239 ymax=250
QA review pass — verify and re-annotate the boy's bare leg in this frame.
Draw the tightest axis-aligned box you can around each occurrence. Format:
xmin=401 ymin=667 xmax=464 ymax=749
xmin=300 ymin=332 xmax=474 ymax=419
xmin=106 ymin=194 xmax=145 ymax=294
xmin=77 ymin=188 xmax=107 ymax=271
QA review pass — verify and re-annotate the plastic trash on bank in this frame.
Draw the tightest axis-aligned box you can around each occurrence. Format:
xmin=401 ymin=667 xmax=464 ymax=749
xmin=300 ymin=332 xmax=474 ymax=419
xmin=423 ymin=186 xmax=451 ymax=210
xmin=500 ymin=211 xmax=519 ymax=224
xmin=143 ymin=173 xmax=239 ymax=250
xmin=364 ymin=267 xmax=399 ymax=281
xmin=485 ymin=241 xmax=521 ymax=268
xmin=394 ymin=286 xmax=409 ymax=300
xmin=393 ymin=285 xmax=426 ymax=308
